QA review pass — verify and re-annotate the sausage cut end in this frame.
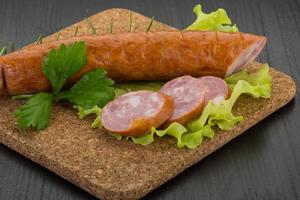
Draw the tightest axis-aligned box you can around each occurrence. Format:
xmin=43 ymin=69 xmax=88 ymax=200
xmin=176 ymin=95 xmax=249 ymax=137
xmin=226 ymin=37 xmax=267 ymax=76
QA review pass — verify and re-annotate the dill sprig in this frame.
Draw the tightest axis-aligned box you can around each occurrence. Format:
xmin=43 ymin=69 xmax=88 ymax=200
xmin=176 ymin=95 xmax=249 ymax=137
xmin=0 ymin=46 xmax=6 ymax=56
xmin=12 ymin=94 xmax=34 ymax=100
xmin=0 ymin=41 xmax=16 ymax=56
xmin=146 ymin=16 xmax=154 ymax=32
xmin=108 ymin=17 xmax=113 ymax=33
xmin=56 ymin=32 xmax=61 ymax=41
xmin=85 ymin=18 xmax=96 ymax=34
xmin=128 ymin=12 xmax=133 ymax=32
xmin=9 ymin=42 xmax=15 ymax=52
xmin=35 ymin=34 xmax=43 ymax=45
xmin=74 ymin=26 xmax=79 ymax=36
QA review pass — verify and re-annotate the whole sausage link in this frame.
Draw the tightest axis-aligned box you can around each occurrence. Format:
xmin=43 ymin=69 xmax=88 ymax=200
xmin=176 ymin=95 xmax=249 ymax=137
xmin=0 ymin=31 xmax=266 ymax=95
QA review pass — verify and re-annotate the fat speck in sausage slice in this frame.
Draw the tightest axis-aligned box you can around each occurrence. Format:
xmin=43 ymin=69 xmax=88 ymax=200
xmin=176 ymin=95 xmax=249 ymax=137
xmin=102 ymin=91 xmax=174 ymax=137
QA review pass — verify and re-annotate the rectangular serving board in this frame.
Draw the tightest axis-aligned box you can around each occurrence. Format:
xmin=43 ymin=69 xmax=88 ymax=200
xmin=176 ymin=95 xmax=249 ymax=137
xmin=0 ymin=8 xmax=296 ymax=200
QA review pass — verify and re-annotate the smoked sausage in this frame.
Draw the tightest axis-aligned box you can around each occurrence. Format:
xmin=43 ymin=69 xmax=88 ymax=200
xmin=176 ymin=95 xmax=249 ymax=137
xmin=0 ymin=31 xmax=266 ymax=95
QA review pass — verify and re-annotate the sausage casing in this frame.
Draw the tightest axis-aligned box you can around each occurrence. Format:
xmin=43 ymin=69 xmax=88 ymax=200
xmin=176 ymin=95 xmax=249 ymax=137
xmin=0 ymin=31 xmax=267 ymax=95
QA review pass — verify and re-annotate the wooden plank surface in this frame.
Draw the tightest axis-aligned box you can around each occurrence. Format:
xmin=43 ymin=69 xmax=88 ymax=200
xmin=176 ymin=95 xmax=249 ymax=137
xmin=0 ymin=0 xmax=297 ymax=198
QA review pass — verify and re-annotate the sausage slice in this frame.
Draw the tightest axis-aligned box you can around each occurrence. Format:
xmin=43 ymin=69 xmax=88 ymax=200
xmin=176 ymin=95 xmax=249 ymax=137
xmin=199 ymin=76 xmax=230 ymax=105
xmin=160 ymin=75 xmax=205 ymax=126
xmin=102 ymin=91 xmax=174 ymax=136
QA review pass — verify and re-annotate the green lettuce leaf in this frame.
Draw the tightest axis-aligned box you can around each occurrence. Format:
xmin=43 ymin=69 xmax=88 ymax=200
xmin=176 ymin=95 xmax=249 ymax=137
xmin=181 ymin=125 xmax=214 ymax=149
xmin=225 ymin=64 xmax=272 ymax=97
xmin=130 ymin=128 xmax=156 ymax=145
xmin=113 ymin=122 xmax=214 ymax=149
xmin=109 ymin=133 xmax=123 ymax=140
xmin=74 ymin=105 xmax=102 ymax=128
xmin=131 ymin=122 xmax=187 ymax=146
xmin=186 ymin=4 xmax=238 ymax=32
xmin=188 ymin=64 xmax=272 ymax=131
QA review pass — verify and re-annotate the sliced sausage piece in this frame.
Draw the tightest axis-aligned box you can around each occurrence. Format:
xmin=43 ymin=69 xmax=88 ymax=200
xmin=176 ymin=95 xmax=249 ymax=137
xmin=199 ymin=76 xmax=230 ymax=105
xmin=160 ymin=75 xmax=205 ymax=126
xmin=102 ymin=91 xmax=174 ymax=137
xmin=0 ymin=31 xmax=266 ymax=95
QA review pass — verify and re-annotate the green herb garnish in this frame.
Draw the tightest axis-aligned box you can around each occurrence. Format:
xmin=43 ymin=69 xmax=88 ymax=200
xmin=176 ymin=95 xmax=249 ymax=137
xmin=41 ymin=41 xmax=87 ymax=94
xmin=14 ymin=93 xmax=53 ymax=130
xmin=56 ymin=32 xmax=61 ymax=41
xmin=35 ymin=34 xmax=43 ymax=45
xmin=85 ymin=18 xmax=96 ymax=34
xmin=56 ymin=69 xmax=115 ymax=108
xmin=0 ymin=41 xmax=17 ymax=56
xmin=14 ymin=42 xmax=115 ymax=131
xmin=74 ymin=26 xmax=79 ymax=36
xmin=0 ymin=46 xmax=6 ymax=56
xmin=146 ymin=16 xmax=154 ymax=32
xmin=12 ymin=94 xmax=34 ymax=100
xmin=128 ymin=12 xmax=133 ymax=32
xmin=9 ymin=42 xmax=15 ymax=52
xmin=108 ymin=17 xmax=113 ymax=33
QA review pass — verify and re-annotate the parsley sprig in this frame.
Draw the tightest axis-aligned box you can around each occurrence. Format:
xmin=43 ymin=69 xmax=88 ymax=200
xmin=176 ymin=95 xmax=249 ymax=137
xmin=14 ymin=42 xmax=115 ymax=131
xmin=55 ymin=69 xmax=115 ymax=108
xmin=14 ymin=93 xmax=53 ymax=130
xmin=42 ymin=42 xmax=87 ymax=94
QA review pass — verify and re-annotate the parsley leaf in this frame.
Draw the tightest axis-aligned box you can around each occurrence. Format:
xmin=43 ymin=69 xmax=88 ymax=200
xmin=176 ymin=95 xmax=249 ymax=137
xmin=42 ymin=41 xmax=87 ymax=94
xmin=55 ymin=69 xmax=115 ymax=109
xmin=14 ymin=93 xmax=53 ymax=130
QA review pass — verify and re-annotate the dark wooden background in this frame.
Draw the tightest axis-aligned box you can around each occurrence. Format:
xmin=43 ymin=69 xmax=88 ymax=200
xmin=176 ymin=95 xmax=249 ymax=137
xmin=0 ymin=0 xmax=299 ymax=199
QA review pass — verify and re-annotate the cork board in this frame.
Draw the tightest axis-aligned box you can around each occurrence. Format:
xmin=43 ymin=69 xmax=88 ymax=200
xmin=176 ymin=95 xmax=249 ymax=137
xmin=0 ymin=8 xmax=296 ymax=200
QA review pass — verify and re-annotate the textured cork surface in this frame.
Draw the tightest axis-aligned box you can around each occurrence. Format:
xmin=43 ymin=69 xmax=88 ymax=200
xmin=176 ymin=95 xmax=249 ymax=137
xmin=0 ymin=8 xmax=296 ymax=200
